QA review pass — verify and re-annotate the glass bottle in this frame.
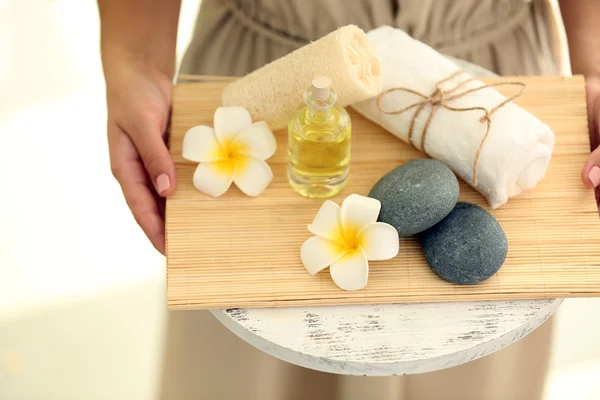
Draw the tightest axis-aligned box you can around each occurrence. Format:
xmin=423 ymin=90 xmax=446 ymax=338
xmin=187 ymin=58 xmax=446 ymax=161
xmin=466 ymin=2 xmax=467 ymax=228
xmin=287 ymin=76 xmax=352 ymax=199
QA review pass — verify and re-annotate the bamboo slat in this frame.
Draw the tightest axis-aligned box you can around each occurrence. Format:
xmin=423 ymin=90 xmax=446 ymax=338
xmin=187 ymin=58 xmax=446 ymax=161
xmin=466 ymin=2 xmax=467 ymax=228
xmin=166 ymin=75 xmax=600 ymax=310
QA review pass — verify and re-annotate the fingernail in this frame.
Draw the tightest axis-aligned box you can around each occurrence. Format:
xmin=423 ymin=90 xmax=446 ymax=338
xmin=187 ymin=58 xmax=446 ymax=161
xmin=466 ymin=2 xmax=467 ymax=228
xmin=589 ymin=166 xmax=600 ymax=188
xmin=155 ymin=174 xmax=171 ymax=194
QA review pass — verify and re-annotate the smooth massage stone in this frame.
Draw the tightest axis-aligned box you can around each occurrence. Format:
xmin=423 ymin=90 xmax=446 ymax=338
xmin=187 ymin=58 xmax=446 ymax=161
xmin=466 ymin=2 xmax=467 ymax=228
xmin=368 ymin=159 xmax=459 ymax=236
xmin=419 ymin=202 xmax=508 ymax=285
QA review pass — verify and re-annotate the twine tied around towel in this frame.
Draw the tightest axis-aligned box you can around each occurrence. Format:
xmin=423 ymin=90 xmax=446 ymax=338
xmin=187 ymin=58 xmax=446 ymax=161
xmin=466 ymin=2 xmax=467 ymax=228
xmin=376 ymin=71 xmax=526 ymax=186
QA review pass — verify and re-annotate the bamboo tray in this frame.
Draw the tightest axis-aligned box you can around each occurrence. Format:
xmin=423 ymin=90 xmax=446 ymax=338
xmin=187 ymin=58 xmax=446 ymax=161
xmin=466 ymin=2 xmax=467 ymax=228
xmin=166 ymin=75 xmax=600 ymax=310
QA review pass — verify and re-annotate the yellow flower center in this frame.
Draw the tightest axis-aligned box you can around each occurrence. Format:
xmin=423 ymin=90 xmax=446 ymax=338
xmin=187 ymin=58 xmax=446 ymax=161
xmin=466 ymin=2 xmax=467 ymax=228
xmin=331 ymin=222 xmax=362 ymax=251
xmin=212 ymin=139 xmax=249 ymax=175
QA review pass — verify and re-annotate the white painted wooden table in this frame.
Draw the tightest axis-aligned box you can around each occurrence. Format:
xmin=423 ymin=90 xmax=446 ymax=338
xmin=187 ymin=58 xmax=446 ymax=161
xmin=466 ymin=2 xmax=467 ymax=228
xmin=212 ymin=299 xmax=562 ymax=375
xmin=210 ymin=58 xmax=563 ymax=376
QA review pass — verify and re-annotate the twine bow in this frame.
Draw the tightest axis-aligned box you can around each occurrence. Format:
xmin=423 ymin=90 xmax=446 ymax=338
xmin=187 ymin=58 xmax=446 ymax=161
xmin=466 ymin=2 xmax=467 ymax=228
xmin=376 ymin=71 xmax=526 ymax=186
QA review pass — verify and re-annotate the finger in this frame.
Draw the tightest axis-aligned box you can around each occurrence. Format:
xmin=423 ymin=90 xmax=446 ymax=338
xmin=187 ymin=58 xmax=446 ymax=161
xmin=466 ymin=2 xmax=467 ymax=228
xmin=582 ymin=147 xmax=600 ymax=189
xmin=126 ymin=117 xmax=176 ymax=198
xmin=124 ymin=178 xmax=166 ymax=255
xmin=110 ymin=126 xmax=166 ymax=254
xmin=582 ymin=93 xmax=600 ymax=189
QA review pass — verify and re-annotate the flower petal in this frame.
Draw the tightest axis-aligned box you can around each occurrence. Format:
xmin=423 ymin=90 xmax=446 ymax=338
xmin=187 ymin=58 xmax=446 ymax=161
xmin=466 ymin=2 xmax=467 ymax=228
xmin=233 ymin=121 xmax=277 ymax=160
xmin=307 ymin=200 xmax=345 ymax=246
xmin=358 ymin=222 xmax=400 ymax=261
xmin=300 ymin=236 xmax=346 ymax=276
xmin=214 ymin=106 xmax=253 ymax=144
xmin=233 ymin=155 xmax=273 ymax=196
xmin=192 ymin=162 xmax=235 ymax=197
xmin=182 ymin=125 xmax=223 ymax=162
xmin=329 ymin=247 xmax=369 ymax=291
xmin=340 ymin=194 xmax=381 ymax=241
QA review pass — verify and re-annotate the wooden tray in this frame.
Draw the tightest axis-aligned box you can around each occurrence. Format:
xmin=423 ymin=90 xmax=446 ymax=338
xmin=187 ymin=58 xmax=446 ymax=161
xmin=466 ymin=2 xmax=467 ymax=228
xmin=166 ymin=76 xmax=600 ymax=310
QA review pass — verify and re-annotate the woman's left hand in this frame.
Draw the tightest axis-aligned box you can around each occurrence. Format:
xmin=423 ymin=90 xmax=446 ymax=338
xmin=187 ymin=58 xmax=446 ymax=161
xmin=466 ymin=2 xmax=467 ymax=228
xmin=582 ymin=78 xmax=600 ymax=196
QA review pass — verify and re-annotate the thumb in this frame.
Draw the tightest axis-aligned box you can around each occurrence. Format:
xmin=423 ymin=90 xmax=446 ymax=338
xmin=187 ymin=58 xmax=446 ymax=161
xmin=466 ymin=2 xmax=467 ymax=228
xmin=582 ymin=92 xmax=600 ymax=189
xmin=131 ymin=126 xmax=176 ymax=197
xmin=582 ymin=147 xmax=600 ymax=189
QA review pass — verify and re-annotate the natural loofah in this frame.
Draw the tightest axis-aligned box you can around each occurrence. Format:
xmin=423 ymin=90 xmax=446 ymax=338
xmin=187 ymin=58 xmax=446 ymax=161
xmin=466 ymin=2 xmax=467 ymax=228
xmin=222 ymin=25 xmax=382 ymax=131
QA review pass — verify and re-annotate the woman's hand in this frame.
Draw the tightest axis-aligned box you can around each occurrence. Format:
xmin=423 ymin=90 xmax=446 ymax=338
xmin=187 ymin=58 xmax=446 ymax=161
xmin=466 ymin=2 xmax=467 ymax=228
xmin=558 ymin=0 xmax=600 ymax=195
xmin=582 ymin=78 xmax=600 ymax=191
xmin=106 ymin=62 xmax=176 ymax=254
xmin=98 ymin=0 xmax=181 ymax=254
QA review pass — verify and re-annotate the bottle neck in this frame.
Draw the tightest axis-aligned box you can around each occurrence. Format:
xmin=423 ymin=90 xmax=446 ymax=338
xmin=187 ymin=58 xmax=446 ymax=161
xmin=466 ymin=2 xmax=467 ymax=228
xmin=303 ymin=89 xmax=336 ymax=120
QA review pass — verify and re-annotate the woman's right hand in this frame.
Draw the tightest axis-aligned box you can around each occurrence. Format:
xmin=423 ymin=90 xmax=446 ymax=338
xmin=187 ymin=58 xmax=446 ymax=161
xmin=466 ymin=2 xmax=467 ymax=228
xmin=105 ymin=61 xmax=176 ymax=255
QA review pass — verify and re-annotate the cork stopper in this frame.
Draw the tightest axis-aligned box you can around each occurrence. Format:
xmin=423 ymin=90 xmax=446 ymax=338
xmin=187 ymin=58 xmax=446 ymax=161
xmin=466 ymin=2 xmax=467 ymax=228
xmin=311 ymin=76 xmax=331 ymax=101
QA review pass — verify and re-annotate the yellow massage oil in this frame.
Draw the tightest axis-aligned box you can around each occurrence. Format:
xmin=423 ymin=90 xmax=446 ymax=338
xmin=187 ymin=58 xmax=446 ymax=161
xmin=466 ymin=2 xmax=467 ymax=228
xmin=287 ymin=76 xmax=352 ymax=198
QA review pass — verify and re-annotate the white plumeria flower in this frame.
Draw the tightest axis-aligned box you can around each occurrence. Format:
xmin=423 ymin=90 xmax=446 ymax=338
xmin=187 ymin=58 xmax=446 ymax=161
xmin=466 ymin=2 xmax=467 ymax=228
xmin=182 ymin=106 xmax=277 ymax=197
xmin=301 ymin=194 xmax=400 ymax=291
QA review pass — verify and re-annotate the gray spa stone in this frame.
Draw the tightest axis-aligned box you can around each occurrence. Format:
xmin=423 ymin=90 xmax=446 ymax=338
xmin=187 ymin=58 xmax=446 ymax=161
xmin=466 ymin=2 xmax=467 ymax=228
xmin=368 ymin=159 xmax=459 ymax=236
xmin=419 ymin=202 xmax=508 ymax=285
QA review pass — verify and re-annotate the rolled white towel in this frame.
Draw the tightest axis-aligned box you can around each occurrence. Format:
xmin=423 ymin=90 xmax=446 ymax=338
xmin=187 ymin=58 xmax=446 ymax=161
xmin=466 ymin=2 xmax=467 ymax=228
xmin=352 ymin=26 xmax=555 ymax=209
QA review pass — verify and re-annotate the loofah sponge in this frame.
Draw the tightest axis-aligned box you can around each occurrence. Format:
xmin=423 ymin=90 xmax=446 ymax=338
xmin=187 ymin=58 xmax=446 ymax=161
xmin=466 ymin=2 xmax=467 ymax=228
xmin=222 ymin=25 xmax=382 ymax=131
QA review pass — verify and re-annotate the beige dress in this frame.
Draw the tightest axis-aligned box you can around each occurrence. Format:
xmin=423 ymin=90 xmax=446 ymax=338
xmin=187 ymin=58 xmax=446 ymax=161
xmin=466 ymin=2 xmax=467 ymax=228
xmin=167 ymin=1 xmax=561 ymax=399
xmin=180 ymin=0 xmax=562 ymax=77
